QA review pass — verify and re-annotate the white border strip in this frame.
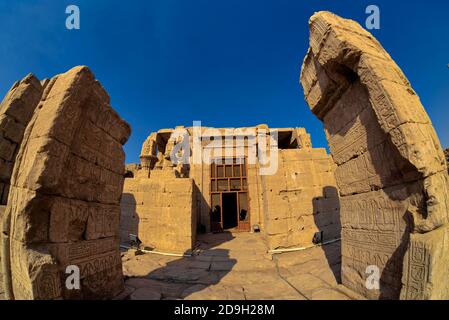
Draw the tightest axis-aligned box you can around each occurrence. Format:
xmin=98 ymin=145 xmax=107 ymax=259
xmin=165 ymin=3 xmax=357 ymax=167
xmin=120 ymin=245 xmax=192 ymax=257
xmin=268 ymin=238 xmax=341 ymax=254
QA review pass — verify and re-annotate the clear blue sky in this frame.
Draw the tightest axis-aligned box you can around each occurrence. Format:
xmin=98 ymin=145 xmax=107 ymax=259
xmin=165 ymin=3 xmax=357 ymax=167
xmin=0 ymin=0 xmax=447 ymax=163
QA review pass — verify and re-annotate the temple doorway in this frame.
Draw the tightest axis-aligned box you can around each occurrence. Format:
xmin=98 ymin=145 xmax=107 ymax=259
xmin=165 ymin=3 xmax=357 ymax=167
xmin=222 ymin=193 xmax=238 ymax=230
xmin=210 ymin=158 xmax=250 ymax=232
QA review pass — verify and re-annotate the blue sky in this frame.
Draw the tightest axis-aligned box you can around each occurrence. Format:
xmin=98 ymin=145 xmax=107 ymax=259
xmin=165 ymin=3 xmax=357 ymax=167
xmin=0 ymin=0 xmax=448 ymax=163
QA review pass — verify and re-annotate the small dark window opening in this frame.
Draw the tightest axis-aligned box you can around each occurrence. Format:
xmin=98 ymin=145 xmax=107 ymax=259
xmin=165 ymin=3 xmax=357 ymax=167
xmin=278 ymin=131 xmax=298 ymax=149
xmin=124 ymin=171 xmax=134 ymax=178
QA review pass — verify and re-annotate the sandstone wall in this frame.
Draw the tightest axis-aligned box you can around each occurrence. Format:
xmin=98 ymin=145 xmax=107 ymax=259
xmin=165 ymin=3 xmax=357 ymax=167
xmin=1 ymin=66 xmax=130 ymax=300
xmin=300 ymin=12 xmax=449 ymax=299
xmin=120 ymin=172 xmax=197 ymax=255
xmin=0 ymin=74 xmax=43 ymax=205
xmin=132 ymin=125 xmax=339 ymax=248
xmin=124 ymin=163 xmax=140 ymax=178
xmin=263 ymin=148 xmax=340 ymax=250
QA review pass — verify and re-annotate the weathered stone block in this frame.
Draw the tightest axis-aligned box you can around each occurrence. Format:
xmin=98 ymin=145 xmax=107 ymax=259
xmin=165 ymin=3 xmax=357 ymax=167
xmin=300 ymin=11 xmax=449 ymax=299
xmin=2 ymin=66 xmax=130 ymax=300
xmin=120 ymin=176 xmax=196 ymax=254
xmin=401 ymin=224 xmax=449 ymax=300
xmin=263 ymin=149 xmax=340 ymax=250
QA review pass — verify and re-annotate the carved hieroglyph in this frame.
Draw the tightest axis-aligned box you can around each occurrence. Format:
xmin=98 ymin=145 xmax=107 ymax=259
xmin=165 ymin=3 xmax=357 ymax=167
xmin=263 ymin=148 xmax=340 ymax=250
xmin=2 ymin=66 xmax=130 ymax=299
xmin=300 ymin=12 xmax=449 ymax=299
xmin=0 ymin=74 xmax=43 ymax=205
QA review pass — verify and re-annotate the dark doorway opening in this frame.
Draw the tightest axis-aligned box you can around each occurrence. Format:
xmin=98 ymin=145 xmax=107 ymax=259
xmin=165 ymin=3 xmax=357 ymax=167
xmin=222 ymin=193 xmax=238 ymax=230
xmin=210 ymin=158 xmax=250 ymax=232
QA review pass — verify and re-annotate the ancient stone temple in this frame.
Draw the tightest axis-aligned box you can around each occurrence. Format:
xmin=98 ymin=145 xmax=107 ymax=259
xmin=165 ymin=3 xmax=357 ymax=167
xmin=300 ymin=11 xmax=449 ymax=300
xmin=0 ymin=66 xmax=130 ymax=300
xmin=1 ymin=12 xmax=447 ymax=302
xmin=120 ymin=126 xmax=341 ymax=254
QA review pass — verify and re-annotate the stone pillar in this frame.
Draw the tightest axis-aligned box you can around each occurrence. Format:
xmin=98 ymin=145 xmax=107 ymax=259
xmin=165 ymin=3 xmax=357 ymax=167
xmin=0 ymin=74 xmax=43 ymax=205
xmin=2 ymin=66 xmax=130 ymax=300
xmin=300 ymin=12 xmax=449 ymax=299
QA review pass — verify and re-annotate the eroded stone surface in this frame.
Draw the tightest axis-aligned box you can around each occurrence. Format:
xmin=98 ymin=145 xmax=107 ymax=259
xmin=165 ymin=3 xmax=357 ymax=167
xmin=121 ymin=176 xmax=197 ymax=254
xmin=0 ymin=264 xmax=4 ymax=300
xmin=445 ymin=148 xmax=448 ymax=174
xmin=401 ymin=224 xmax=449 ymax=299
xmin=0 ymin=74 xmax=43 ymax=205
xmin=2 ymin=66 xmax=130 ymax=300
xmin=263 ymin=148 xmax=340 ymax=250
xmin=300 ymin=11 xmax=449 ymax=299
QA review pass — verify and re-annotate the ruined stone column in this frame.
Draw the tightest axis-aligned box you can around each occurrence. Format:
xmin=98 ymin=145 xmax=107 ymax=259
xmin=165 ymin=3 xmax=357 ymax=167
xmin=0 ymin=74 xmax=43 ymax=300
xmin=139 ymin=132 xmax=158 ymax=178
xmin=2 ymin=66 xmax=130 ymax=299
xmin=300 ymin=12 xmax=449 ymax=299
xmin=0 ymin=74 xmax=43 ymax=205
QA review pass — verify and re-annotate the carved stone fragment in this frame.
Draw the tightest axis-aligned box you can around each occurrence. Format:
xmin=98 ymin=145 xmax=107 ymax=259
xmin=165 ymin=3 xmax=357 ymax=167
xmin=2 ymin=66 xmax=130 ymax=300
xmin=300 ymin=11 xmax=449 ymax=299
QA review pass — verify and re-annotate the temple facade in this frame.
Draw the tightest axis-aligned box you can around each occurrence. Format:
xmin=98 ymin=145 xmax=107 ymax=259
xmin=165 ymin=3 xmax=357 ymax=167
xmin=120 ymin=125 xmax=340 ymax=254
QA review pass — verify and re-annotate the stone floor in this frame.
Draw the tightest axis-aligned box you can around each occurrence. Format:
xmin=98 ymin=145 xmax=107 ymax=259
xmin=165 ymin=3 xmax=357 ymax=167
xmin=119 ymin=232 xmax=364 ymax=300
xmin=0 ymin=232 xmax=363 ymax=300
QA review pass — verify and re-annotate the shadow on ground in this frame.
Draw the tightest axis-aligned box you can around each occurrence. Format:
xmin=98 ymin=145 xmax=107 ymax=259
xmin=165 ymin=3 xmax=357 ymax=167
xmin=118 ymin=232 xmax=238 ymax=300
xmin=312 ymin=186 xmax=342 ymax=284
xmin=118 ymin=231 xmax=361 ymax=300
